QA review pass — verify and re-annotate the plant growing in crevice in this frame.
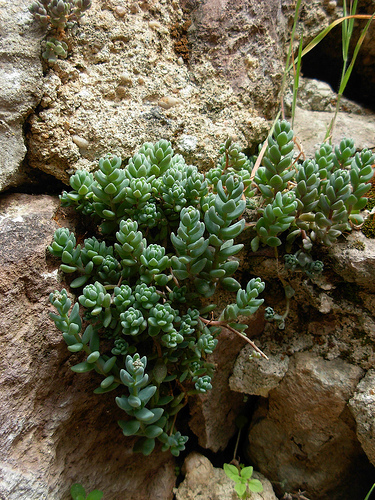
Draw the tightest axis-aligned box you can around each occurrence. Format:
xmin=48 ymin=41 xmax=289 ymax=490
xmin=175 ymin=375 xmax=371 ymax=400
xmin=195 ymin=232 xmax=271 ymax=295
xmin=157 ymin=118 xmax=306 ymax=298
xmin=248 ymin=119 xmax=374 ymax=327
xmin=70 ymin=483 xmax=103 ymax=500
xmin=223 ymin=463 xmax=263 ymax=500
xmin=29 ymin=0 xmax=91 ymax=61
xmin=48 ymin=139 xmax=266 ymax=457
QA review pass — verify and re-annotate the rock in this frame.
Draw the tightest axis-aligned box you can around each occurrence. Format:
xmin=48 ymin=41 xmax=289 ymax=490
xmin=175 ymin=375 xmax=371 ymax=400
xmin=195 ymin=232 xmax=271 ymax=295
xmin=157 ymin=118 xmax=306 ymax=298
xmin=187 ymin=0 xmax=288 ymax=118
xmin=174 ymin=452 xmax=278 ymax=500
xmin=188 ymin=327 xmax=248 ymax=452
xmin=328 ymin=232 xmax=375 ymax=293
xmin=349 ymin=369 xmax=375 ymax=467
xmin=25 ymin=0 xmax=296 ymax=184
xmin=0 ymin=0 xmax=45 ymax=191
xmin=292 ymin=106 xmax=375 ymax=158
xmin=285 ymin=77 xmax=369 ymax=115
xmin=229 ymin=348 xmax=289 ymax=397
xmin=0 ymin=193 xmax=176 ymax=500
xmin=245 ymin=351 xmax=370 ymax=500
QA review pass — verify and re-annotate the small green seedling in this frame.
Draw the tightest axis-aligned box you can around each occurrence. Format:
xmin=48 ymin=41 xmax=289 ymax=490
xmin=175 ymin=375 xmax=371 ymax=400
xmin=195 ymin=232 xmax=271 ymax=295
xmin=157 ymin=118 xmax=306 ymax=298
xmin=70 ymin=483 xmax=103 ymax=500
xmin=223 ymin=464 xmax=263 ymax=499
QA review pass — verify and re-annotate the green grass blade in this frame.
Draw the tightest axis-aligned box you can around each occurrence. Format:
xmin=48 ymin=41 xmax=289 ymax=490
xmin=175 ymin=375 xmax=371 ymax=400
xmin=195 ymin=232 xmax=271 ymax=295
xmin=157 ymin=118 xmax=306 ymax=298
xmin=326 ymin=11 xmax=375 ymax=139
xmin=287 ymin=14 xmax=373 ymax=73
xmin=291 ymin=34 xmax=303 ymax=128
xmin=339 ymin=12 xmax=375 ymax=94
xmin=280 ymin=0 xmax=302 ymax=115
xmin=364 ymin=483 xmax=375 ymax=500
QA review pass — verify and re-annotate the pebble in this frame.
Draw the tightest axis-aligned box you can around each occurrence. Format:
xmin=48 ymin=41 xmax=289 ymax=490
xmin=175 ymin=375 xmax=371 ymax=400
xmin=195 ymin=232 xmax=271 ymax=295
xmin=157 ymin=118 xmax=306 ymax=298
xmin=149 ymin=21 xmax=161 ymax=29
xmin=158 ymin=96 xmax=182 ymax=109
xmin=114 ymin=6 xmax=126 ymax=17
xmin=72 ymin=135 xmax=89 ymax=149
xmin=119 ymin=72 xmax=133 ymax=86
xmin=177 ymin=57 xmax=184 ymax=66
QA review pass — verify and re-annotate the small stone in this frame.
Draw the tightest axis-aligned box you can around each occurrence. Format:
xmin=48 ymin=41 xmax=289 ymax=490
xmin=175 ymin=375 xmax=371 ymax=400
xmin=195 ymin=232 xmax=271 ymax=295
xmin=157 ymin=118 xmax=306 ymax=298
xmin=114 ymin=5 xmax=126 ymax=17
xmin=72 ymin=135 xmax=89 ymax=149
xmin=149 ymin=20 xmax=161 ymax=29
xmin=116 ymin=86 xmax=130 ymax=99
xmin=158 ymin=96 xmax=182 ymax=110
xmin=119 ymin=73 xmax=133 ymax=86
xmin=327 ymin=0 xmax=337 ymax=10
xmin=129 ymin=3 xmax=140 ymax=13
xmin=177 ymin=57 xmax=184 ymax=66
xmin=138 ymin=77 xmax=145 ymax=85
xmin=177 ymin=135 xmax=197 ymax=153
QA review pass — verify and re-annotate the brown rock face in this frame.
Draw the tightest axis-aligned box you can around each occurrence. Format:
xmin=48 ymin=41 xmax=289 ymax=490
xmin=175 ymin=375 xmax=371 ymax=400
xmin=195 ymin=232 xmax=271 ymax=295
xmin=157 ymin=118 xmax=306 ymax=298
xmin=187 ymin=0 xmax=288 ymax=118
xmin=0 ymin=194 xmax=175 ymax=500
xmin=245 ymin=351 xmax=371 ymax=500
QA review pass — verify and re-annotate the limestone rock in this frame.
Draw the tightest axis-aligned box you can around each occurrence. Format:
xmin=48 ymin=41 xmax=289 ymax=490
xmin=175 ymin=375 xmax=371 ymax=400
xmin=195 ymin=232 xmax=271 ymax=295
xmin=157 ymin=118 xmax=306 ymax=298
xmin=0 ymin=0 xmax=44 ymax=191
xmin=293 ymin=106 xmax=375 ymax=158
xmin=174 ymin=452 xmax=278 ymax=500
xmin=245 ymin=351 xmax=371 ymax=500
xmin=328 ymin=232 xmax=375 ymax=293
xmin=229 ymin=348 xmax=289 ymax=397
xmin=25 ymin=0 xmax=296 ymax=184
xmin=0 ymin=193 xmax=175 ymax=500
xmin=349 ymin=369 xmax=375 ymax=467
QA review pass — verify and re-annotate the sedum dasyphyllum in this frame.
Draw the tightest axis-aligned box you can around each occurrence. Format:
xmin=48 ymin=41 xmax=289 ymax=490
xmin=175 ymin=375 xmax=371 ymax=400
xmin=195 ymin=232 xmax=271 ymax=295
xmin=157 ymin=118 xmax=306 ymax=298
xmin=49 ymin=139 xmax=266 ymax=456
xmin=48 ymin=122 xmax=374 ymax=454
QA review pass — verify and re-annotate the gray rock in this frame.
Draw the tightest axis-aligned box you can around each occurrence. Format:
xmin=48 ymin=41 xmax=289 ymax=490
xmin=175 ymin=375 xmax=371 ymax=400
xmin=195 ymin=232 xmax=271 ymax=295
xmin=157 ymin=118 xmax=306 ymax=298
xmin=230 ymin=348 xmax=289 ymax=397
xmin=246 ymin=351 xmax=367 ymax=499
xmin=293 ymin=106 xmax=375 ymax=158
xmin=349 ymin=369 xmax=375 ymax=466
xmin=0 ymin=0 xmax=44 ymax=191
xmin=328 ymin=232 xmax=375 ymax=293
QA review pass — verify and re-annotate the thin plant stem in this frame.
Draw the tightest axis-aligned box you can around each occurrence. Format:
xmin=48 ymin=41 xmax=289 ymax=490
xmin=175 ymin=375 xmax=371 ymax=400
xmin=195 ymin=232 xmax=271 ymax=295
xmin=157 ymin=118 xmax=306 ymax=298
xmin=280 ymin=0 xmax=303 ymax=118
xmin=199 ymin=317 xmax=268 ymax=360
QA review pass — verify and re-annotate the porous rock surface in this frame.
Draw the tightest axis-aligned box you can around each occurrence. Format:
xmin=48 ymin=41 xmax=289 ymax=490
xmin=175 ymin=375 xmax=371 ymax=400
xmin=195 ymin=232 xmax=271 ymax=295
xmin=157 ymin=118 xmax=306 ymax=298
xmin=0 ymin=0 xmax=44 ymax=191
xmin=242 ymin=352 xmax=366 ymax=499
xmin=229 ymin=236 xmax=375 ymax=499
xmin=174 ymin=452 xmax=277 ymax=500
xmin=349 ymin=369 xmax=375 ymax=467
xmin=0 ymin=193 xmax=176 ymax=500
xmin=26 ymin=0 xmax=281 ymax=184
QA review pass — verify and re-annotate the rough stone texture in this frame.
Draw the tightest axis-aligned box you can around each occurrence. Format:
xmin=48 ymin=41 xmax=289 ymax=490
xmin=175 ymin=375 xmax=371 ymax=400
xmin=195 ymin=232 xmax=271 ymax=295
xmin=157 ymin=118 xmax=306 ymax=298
xmin=0 ymin=193 xmax=176 ymax=500
xmin=349 ymin=369 xmax=375 ymax=467
xmin=187 ymin=0 xmax=288 ymax=119
xmin=25 ymin=0 xmax=302 ymax=185
xmin=229 ymin=348 xmax=289 ymax=397
xmin=245 ymin=351 xmax=370 ymax=500
xmin=328 ymin=232 xmax=375 ymax=293
xmin=188 ymin=310 xmax=265 ymax=452
xmin=174 ymin=452 xmax=277 ymax=500
xmin=293 ymin=106 xmax=375 ymax=157
xmin=0 ymin=0 xmax=44 ymax=191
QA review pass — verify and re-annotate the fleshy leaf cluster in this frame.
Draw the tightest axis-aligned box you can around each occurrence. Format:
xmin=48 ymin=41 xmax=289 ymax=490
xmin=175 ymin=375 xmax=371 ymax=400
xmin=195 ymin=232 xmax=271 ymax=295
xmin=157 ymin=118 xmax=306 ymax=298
xmin=49 ymin=139 xmax=265 ymax=456
xmin=252 ymin=120 xmax=374 ymax=251
xmin=29 ymin=0 xmax=92 ymax=31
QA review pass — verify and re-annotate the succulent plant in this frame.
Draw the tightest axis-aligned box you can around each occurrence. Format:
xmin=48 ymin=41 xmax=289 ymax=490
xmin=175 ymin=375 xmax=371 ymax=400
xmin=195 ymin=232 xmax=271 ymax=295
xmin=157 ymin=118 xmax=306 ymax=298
xmin=48 ymin=123 xmax=374 ymax=457
xmin=42 ymin=37 xmax=68 ymax=62
xmin=49 ymin=138 xmax=266 ymax=457
xmin=29 ymin=0 xmax=92 ymax=31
